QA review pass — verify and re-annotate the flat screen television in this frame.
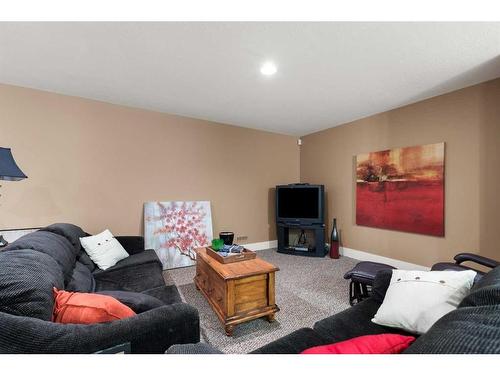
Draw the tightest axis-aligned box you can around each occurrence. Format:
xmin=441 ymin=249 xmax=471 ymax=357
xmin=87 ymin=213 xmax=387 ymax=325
xmin=276 ymin=184 xmax=325 ymax=225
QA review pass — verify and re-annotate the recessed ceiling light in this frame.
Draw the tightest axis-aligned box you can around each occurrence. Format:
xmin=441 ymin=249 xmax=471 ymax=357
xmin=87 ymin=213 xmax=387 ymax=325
xmin=260 ymin=61 xmax=277 ymax=76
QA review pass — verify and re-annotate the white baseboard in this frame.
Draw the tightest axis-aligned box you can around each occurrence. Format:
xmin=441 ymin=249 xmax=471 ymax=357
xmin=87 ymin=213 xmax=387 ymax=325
xmin=243 ymin=240 xmax=278 ymax=251
xmin=340 ymin=246 xmax=429 ymax=270
xmin=241 ymin=240 xmax=428 ymax=270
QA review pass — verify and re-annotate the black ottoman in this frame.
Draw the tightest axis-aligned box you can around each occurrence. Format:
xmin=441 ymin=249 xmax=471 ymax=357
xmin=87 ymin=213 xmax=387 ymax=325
xmin=343 ymin=261 xmax=396 ymax=305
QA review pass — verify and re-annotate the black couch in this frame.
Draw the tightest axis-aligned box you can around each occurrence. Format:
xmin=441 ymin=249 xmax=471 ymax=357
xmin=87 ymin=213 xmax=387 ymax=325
xmin=168 ymin=266 xmax=500 ymax=354
xmin=0 ymin=223 xmax=200 ymax=354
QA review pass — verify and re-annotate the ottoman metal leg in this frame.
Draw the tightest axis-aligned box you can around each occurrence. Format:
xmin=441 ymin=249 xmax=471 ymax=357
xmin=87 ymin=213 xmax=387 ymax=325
xmin=349 ymin=280 xmax=364 ymax=305
xmin=361 ymin=284 xmax=370 ymax=300
xmin=349 ymin=281 xmax=355 ymax=306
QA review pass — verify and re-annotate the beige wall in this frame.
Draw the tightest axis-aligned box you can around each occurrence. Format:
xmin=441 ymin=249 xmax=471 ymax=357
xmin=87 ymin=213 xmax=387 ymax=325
xmin=301 ymin=78 xmax=500 ymax=267
xmin=479 ymin=79 xmax=500 ymax=261
xmin=1 ymin=78 xmax=498 ymax=265
xmin=0 ymin=84 xmax=300 ymax=242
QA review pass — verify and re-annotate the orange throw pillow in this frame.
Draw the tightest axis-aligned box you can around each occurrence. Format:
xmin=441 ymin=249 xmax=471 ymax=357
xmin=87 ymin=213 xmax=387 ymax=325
xmin=53 ymin=288 xmax=136 ymax=324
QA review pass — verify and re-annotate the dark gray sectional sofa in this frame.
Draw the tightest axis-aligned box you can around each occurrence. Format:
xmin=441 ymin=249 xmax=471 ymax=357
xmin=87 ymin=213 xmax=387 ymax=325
xmin=255 ymin=266 xmax=500 ymax=354
xmin=0 ymin=223 xmax=200 ymax=354
xmin=168 ymin=266 xmax=500 ymax=354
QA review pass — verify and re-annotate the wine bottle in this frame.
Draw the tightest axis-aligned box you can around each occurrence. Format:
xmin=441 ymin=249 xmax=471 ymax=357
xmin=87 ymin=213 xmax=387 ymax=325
xmin=329 ymin=218 xmax=340 ymax=259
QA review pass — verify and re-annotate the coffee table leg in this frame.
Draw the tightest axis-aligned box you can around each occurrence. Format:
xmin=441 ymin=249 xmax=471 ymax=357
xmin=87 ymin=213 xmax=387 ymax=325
xmin=267 ymin=313 xmax=275 ymax=323
xmin=225 ymin=324 xmax=234 ymax=336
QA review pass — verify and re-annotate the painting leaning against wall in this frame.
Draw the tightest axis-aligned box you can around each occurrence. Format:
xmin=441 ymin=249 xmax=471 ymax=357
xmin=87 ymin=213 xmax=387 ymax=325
xmin=144 ymin=201 xmax=213 ymax=269
xmin=356 ymin=142 xmax=445 ymax=237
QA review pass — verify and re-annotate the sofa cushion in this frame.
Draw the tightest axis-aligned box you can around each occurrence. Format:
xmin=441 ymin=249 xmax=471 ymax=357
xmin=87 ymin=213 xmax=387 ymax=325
xmin=313 ymin=298 xmax=413 ymax=343
xmin=458 ymin=266 xmax=500 ymax=307
xmin=66 ymin=262 xmax=96 ymax=292
xmin=40 ymin=223 xmax=87 ymax=252
xmin=97 ymin=290 xmax=164 ymax=313
xmin=404 ymin=304 xmax=500 ymax=353
xmin=142 ymin=285 xmax=183 ymax=305
xmin=0 ymin=249 xmax=64 ymax=321
xmin=93 ymin=250 xmax=161 ymax=273
xmin=93 ymin=250 xmax=165 ymax=292
xmin=404 ymin=267 xmax=500 ymax=354
xmin=3 ymin=231 xmax=78 ymax=284
xmin=251 ymin=328 xmax=330 ymax=354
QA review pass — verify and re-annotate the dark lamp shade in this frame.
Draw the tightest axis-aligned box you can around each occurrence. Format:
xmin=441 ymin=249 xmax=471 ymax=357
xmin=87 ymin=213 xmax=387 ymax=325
xmin=0 ymin=147 xmax=27 ymax=181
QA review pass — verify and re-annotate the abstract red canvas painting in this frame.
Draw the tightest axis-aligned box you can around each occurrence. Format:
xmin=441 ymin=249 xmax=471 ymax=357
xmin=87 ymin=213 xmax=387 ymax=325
xmin=356 ymin=143 xmax=445 ymax=236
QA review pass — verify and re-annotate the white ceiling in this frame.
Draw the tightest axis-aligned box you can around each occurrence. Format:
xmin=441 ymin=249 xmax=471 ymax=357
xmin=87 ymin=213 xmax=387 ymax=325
xmin=1 ymin=22 xmax=499 ymax=136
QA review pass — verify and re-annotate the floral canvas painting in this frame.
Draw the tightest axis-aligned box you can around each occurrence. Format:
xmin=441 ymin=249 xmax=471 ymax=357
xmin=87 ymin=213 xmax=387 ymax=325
xmin=356 ymin=143 xmax=445 ymax=236
xmin=144 ymin=201 xmax=213 ymax=269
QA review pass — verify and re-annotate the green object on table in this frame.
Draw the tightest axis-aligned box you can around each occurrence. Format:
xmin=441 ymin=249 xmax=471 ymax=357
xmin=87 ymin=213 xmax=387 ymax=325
xmin=211 ymin=238 xmax=224 ymax=251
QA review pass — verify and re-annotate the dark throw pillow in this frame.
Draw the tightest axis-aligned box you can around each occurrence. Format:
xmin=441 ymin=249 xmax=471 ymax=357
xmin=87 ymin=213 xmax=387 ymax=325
xmin=0 ymin=249 xmax=64 ymax=321
xmin=3 ymin=231 xmax=79 ymax=283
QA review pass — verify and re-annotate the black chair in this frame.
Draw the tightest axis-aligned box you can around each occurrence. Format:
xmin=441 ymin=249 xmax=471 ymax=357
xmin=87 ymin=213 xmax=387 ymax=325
xmin=344 ymin=253 xmax=499 ymax=306
xmin=431 ymin=252 xmax=499 ymax=282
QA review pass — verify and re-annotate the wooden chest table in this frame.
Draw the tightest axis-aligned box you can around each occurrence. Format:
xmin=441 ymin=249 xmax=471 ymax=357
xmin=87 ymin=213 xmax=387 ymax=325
xmin=194 ymin=247 xmax=279 ymax=336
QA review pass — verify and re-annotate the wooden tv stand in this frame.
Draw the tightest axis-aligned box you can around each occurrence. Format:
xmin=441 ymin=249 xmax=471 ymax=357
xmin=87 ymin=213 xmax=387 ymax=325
xmin=276 ymin=222 xmax=327 ymax=257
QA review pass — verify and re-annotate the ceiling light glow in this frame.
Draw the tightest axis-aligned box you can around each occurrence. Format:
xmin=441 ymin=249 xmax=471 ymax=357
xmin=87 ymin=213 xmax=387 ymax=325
xmin=260 ymin=61 xmax=277 ymax=76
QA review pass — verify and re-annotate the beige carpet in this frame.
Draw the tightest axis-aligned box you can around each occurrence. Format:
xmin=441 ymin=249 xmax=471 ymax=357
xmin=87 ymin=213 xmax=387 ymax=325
xmin=164 ymin=249 xmax=357 ymax=353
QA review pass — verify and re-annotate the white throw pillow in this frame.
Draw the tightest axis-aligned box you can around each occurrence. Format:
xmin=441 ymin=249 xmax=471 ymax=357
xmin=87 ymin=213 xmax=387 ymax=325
xmin=372 ymin=269 xmax=476 ymax=335
xmin=79 ymin=229 xmax=129 ymax=270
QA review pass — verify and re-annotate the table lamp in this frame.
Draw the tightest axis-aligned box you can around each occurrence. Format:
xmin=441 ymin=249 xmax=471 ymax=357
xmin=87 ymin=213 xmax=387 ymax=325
xmin=0 ymin=147 xmax=27 ymax=181
xmin=0 ymin=147 xmax=27 ymax=247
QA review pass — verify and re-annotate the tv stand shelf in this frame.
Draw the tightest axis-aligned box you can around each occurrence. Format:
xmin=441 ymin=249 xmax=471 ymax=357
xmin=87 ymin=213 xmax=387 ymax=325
xmin=279 ymin=247 xmax=326 ymax=257
xmin=276 ymin=223 xmax=326 ymax=257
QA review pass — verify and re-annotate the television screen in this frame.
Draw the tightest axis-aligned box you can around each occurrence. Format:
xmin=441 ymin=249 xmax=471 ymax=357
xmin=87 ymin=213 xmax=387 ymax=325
xmin=277 ymin=186 xmax=320 ymax=220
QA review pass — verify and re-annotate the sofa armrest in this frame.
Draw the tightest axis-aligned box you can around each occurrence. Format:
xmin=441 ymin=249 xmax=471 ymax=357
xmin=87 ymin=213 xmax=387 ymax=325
xmin=0 ymin=303 xmax=200 ymax=354
xmin=454 ymin=252 xmax=499 ymax=270
xmin=115 ymin=236 xmax=146 ymax=255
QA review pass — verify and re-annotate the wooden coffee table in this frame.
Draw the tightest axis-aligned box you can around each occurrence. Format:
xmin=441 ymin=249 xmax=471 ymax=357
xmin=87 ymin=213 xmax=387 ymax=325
xmin=194 ymin=247 xmax=280 ymax=336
